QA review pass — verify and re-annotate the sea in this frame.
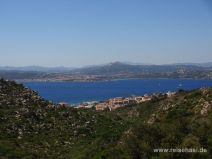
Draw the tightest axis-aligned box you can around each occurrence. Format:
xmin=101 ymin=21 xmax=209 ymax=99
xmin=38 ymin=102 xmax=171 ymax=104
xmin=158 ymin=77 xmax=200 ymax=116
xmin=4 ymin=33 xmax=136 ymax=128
xmin=23 ymin=79 xmax=212 ymax=105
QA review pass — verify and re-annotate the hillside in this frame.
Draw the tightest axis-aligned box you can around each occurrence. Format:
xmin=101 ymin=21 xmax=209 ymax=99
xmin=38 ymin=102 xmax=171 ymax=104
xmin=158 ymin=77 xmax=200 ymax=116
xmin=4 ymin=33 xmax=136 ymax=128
xmin=0 ymin=79 xmax=212 ymax=158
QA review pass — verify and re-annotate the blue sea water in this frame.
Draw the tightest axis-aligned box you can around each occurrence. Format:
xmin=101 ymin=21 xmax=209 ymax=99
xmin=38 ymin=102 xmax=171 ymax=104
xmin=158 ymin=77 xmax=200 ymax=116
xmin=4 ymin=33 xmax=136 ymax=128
xmin=23 ymin=79 xmax=212 ymax=104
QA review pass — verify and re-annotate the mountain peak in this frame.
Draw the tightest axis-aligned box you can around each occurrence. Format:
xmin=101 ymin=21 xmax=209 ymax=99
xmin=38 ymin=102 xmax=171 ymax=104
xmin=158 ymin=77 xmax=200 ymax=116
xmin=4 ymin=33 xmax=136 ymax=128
xmin=107 ymin=61 xmax=127 ymax=66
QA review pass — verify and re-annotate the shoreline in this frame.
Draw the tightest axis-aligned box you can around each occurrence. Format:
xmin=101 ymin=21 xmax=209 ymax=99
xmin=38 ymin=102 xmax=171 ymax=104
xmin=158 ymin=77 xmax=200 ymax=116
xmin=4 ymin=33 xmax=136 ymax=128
xmin=16 ymin=77 xmax=212 ymax=83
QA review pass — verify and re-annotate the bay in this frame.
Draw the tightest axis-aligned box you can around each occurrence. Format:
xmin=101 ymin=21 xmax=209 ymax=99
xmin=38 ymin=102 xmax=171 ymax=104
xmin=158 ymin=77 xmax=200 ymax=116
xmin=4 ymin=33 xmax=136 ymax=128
xmin=23 ymin=79 xmax=212 ymax=105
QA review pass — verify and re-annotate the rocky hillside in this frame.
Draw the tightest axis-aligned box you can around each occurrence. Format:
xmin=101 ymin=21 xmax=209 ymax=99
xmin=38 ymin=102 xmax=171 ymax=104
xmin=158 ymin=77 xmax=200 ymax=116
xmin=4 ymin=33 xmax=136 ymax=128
xmin=0 ymin=79 xmax=212 ymax=159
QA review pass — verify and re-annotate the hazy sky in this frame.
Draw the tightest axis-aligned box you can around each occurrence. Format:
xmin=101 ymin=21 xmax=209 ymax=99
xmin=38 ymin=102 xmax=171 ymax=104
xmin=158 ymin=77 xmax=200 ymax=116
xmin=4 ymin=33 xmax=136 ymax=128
xmin=0 ymin=0 xmax=212 ymax=67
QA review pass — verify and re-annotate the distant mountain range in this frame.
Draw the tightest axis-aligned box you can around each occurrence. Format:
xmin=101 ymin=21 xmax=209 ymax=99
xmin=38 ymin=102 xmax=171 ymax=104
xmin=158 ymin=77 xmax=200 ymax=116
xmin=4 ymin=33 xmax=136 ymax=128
xmin=0 ymin=62 xmax=212 ymax=80
xmin=70 ymin=62 xmax=209 ymax=75
xmin=168 ymin=62 xmax=212 ymax=67
xmin=1 ymin=62 xmax=212 ymax=72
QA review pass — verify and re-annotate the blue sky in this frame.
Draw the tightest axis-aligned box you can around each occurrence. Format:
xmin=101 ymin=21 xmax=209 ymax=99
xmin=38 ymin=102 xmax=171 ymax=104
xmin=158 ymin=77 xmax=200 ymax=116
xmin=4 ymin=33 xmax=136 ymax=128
xmin=0 ymin=0 xmax=212 ymax=67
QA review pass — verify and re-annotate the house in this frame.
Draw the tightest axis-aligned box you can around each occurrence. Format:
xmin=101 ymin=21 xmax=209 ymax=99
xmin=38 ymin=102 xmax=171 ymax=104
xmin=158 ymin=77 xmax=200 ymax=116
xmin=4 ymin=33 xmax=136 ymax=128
xmin=109 ymin=97 xmax=124 ymax=105
xmin=134 ymin=96 xmax=144 ymax=103
xmin=95 ymin=103 xmax=108 ymax=111
xmin=141 ymin=94 xmax=151 ymax=101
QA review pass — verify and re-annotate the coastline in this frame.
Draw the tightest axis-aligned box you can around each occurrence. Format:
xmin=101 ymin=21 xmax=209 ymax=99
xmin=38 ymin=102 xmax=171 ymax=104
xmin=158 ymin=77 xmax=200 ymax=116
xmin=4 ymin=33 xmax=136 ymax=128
xmin=16 ymin=77 xmax=212 ymax=83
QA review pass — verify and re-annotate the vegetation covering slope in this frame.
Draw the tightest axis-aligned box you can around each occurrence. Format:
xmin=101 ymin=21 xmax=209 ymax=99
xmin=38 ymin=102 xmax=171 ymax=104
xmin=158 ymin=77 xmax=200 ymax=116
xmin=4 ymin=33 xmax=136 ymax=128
xmin=0 ymin=79 xmax=212 ymax=159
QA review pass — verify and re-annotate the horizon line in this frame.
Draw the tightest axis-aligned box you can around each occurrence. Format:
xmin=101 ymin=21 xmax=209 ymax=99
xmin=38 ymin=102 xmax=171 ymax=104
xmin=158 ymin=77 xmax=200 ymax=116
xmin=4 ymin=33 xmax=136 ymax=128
xmin=0 ymin=61 xmax=212 ymax=68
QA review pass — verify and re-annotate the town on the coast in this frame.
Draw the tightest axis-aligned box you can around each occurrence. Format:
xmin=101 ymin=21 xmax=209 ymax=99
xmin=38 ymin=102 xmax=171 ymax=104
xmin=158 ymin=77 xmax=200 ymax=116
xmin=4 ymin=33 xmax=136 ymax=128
xmin=58 ymin=91 xmax=176 ymax=111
